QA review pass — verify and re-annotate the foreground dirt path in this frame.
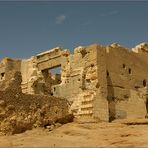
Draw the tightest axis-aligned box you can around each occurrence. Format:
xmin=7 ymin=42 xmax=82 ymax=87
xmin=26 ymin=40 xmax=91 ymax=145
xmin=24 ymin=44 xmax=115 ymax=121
xmin=1 ymin=121 xmax=148 ymax=147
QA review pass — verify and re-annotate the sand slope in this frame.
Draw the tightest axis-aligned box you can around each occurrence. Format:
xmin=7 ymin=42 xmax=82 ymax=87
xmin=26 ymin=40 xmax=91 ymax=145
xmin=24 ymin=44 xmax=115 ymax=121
xmin=1 ymin=120 xmax=148 ymax=147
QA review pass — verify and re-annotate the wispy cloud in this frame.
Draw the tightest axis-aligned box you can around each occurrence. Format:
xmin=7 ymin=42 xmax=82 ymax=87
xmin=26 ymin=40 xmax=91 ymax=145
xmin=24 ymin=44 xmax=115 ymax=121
xmin=81 ymin=22 xmax=90 ymax=26
xmin=55 ymin=14 xmax=66 ymax=24
xmin=100 ymin=11 xmax=118 ymax=17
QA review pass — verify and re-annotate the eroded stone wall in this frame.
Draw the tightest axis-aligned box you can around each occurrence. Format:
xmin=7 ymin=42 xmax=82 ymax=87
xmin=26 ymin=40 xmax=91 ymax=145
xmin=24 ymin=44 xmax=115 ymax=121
xmin=0 ymin=72 xmax=72 ymax=135
xmin=0 ymin=43 xmax=148 ymax=122
xmin=0 ymin=58 xmax=21 ymax=90
xmin=106 ymin=43 xmax=148 ymax=121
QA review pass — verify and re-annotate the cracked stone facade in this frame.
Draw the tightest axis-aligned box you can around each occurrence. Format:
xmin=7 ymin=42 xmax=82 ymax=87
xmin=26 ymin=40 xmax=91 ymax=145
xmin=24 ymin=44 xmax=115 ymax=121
xmin=1 ymin=43 xmax=148 ymax=122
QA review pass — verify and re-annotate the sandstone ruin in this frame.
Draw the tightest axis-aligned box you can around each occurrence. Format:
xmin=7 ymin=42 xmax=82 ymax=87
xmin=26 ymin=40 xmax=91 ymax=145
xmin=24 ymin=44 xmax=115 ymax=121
xmin=0 ymin=71 xmax=73 ymax=135
xmin=1 ymin=42 xmax=148 ymax=124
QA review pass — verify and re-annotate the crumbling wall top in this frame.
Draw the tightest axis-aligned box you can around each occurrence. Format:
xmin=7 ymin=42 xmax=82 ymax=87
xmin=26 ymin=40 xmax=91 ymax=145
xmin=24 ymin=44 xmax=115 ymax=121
xmin=36 ymin=47 xmax=63 ymax=57
xmin=132 ymin=43 xmax=148 ymax=53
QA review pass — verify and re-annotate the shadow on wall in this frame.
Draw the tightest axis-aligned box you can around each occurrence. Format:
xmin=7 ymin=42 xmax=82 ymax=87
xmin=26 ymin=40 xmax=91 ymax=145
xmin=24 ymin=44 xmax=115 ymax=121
xmin=146 ymin=99 xmax=148 ymax=115
xmin=107 ymin=71 xmax=116 ymax=122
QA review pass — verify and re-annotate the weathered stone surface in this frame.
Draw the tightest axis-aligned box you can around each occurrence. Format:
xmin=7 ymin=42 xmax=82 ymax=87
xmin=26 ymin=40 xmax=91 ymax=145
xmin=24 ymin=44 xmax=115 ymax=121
xmin=0 ymin=72 xmax=72 ymax=135
xmin=0 ymin=42 xmax=148 ymax=123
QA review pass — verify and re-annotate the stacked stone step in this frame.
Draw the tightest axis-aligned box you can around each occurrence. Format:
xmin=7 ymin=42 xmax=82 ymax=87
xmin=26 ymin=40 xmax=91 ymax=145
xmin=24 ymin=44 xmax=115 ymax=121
xmin=21 ymin=82 xmax=28 ymax=93
xmin=78 ymin=92 xmax=94 ymax=117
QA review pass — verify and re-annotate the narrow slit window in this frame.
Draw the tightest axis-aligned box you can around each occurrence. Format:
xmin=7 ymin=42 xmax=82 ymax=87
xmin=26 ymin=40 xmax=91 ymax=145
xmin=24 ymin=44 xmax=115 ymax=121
xmin=107 ymin=71 xmax=109 ymax=76
xmin=143 ymin=79 xmax=147 ymax=87
xmin=128 ymin=68 xmax=131 ymax=74
xmin=123 ymin=64 xmax=126 ymax=68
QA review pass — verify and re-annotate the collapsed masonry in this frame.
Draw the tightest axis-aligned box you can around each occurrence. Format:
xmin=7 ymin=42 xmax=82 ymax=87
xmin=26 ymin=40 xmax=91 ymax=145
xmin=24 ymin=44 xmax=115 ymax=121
xmin=0 ymin=72 xmax=73 ymax=135
xmin=0 ymin=43 xmax=148 ymax=122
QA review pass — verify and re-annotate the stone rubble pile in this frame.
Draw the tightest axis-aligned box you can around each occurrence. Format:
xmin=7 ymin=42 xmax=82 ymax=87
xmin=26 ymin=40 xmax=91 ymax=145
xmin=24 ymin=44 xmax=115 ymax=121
xmin=0 ymin=72 xmax=73 ymax=135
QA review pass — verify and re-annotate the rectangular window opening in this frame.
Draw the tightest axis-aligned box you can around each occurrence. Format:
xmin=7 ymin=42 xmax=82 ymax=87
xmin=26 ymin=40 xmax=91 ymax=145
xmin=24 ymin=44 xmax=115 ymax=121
xmin=49 ymin=66 xmax=62 ymax=85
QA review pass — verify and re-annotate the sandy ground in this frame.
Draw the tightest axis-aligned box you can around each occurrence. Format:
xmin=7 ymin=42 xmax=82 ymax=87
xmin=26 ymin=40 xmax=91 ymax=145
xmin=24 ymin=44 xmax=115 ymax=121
xmin=1 ymin=120 xmax=148 ymax=147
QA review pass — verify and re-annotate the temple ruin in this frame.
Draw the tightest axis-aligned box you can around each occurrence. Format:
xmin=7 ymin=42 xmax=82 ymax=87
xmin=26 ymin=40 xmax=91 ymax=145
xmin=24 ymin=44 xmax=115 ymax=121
xmin=1 ymin=43 xmax=148 ymax=122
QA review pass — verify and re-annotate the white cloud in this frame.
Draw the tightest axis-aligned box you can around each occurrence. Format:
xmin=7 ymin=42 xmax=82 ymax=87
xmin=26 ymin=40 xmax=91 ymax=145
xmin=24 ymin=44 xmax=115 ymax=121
xmin=55 ymin=14 xmax=66 ymax=24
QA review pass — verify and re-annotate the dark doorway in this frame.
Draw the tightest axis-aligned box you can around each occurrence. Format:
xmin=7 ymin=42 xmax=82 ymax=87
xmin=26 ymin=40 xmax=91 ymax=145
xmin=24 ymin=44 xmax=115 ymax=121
xmin=107 ymin=70 xmax=116 ymax=122
xmin=143 ymin=79 xmax=147 ymax=87
xmin=146 ymin=99 xmax=148 ymax=114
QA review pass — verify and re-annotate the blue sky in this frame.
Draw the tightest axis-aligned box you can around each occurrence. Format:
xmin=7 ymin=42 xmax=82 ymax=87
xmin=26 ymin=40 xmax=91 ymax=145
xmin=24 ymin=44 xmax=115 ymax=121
xmin=0 ymin=1 xmax=148 ymax=59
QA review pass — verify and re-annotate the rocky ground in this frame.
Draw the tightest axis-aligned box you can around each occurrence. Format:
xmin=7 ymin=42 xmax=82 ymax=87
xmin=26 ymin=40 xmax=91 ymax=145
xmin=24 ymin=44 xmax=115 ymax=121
xmin=1 ymin=119 xmax=148 ymax=147
xmin=1 ymin=72 xmax=148 ymax=147
xmin=0 ymin=72 xmax=73 ymax=135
